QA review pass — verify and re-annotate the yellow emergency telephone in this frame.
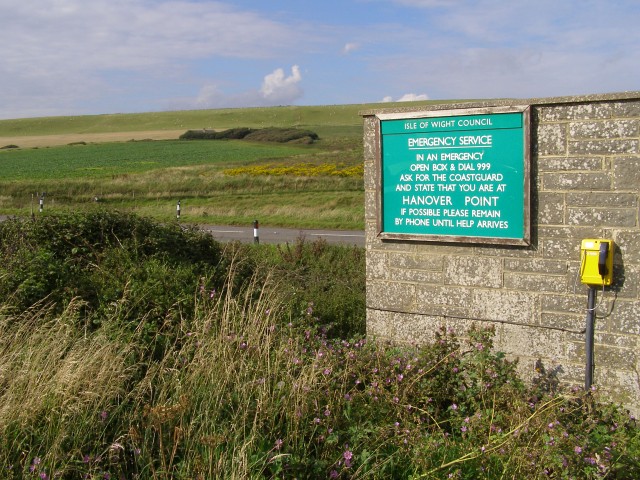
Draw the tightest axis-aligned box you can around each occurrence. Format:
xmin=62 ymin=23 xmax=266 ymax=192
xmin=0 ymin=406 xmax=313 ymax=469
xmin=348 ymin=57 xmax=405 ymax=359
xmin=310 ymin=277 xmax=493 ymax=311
xmin=580 ymin=239 xmax=614 ymax=286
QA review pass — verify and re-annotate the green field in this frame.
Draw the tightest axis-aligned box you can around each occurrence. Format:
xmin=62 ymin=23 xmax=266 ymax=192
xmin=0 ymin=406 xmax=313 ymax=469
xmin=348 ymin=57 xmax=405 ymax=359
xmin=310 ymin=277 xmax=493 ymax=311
xmin=0 ymin=140 xmax=313 ymax=181
xmin=0 ymin=101 xmax=459 ymax=228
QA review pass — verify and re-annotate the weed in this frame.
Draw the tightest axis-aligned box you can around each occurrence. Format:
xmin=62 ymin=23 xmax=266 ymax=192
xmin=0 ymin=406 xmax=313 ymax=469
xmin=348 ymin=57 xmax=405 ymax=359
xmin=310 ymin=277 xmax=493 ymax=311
xmin=0 ymin=212 xmax=637 ymax=479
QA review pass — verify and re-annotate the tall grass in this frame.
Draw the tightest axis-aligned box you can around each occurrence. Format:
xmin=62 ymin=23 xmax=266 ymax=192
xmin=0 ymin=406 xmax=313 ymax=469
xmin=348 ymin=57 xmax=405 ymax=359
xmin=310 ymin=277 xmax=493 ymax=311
xmin=0 ymin=213 xmax=638 ymax=479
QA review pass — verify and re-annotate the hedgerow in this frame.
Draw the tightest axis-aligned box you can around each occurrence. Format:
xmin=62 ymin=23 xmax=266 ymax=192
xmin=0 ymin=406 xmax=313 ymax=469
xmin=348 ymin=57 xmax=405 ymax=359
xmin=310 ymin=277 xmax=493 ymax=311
xmin=179 ymin=127 xmax=319 ymax=143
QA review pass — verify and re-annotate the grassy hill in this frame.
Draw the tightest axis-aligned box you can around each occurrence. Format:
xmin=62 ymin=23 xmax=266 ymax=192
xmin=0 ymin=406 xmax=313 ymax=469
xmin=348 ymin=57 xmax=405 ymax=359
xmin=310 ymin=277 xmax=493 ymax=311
xmin=0 ymin=103 xmax=384 ymax=137
xmin=0 ymin=101 xmax=459 ymax=228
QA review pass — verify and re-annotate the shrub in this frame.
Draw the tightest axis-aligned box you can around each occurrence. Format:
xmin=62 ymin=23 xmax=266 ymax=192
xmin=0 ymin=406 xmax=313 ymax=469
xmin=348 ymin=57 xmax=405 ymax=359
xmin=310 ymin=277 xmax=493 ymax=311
xmin=179 ymin=127 xmax=318 ymax=143
xmin=0 ymin=211 xmax=228 ymax=342
xmin=244 ymin=127 xmax=319 ymax=144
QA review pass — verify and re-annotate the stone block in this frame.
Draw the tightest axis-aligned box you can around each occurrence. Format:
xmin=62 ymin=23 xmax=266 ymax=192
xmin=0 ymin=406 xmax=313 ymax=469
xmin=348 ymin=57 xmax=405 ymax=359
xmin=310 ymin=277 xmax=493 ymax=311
xmin=541 ymin=237 xmax=579 ymax=259
xmin=543 ymin=172 xmax=611 ymax=191
xmin=494 ymin=323 xmax=569 ymax=361
xmin=538 ymin=225 xmax=606 ymax=239
xmin=444 ymin=255 xmax=503 ymax=288
xmin=393 ymin=313 xmax=448 ymax=345
xmin=470 ymin=289 xmax=537 ymax=324
xmin=567 ymin=192 xmax=637 ymax=208
xmin=415 ymin=284 xmax=474 ymax=307
xmin=593 ymin=367 xmax=640 ymax=417
xmin=504 ymin=258 xmax=568 ymax=275
xmin=364 ymin=168 xmax=378 ymax=191
xmin=595 ymin=332 xmax=640 ymax=349
xmin=610 ymin=100 xmax=640 ymax=118
xmin=366 ymin=251 xmax=387 ymax=279
xmin=473 ymin=244 xmax=541 ymax=258
xmin=536 ymin=192 xmax=565 ymax=225
xmin=364 ymin=190 xmax=377 ymax=219
xmin=388 ymin=252 xmax=444 ymax=271
xmin=569 ymin=139 xmax=639 ymax=155
xmin=537 ymin=103 xmax=611 ymax=122
xmin=536 ymin=124 xmax=566 ymax=155
xmin=540 ymin=312 xmax=585 ymax=332
xmin=366 ymin=309 xmax=397 ymax=340
xmin=567 ymin=207 xmax=637 ymax=227
xmin=541 ymin=294 xmax=587 ymax=313
xmin=567 ymin=342 xmax=638 ymax=371
xmin=388 ymin=267 xmax=443 ymax=284
xmin=614 ymin=231 xmax=640 ymax=264
xmin=504 ymin=272 xmax=567 ymax=293
xmin=605 ymin=300 xmax=640 ymax=335
xmin=613 ymin=156 xmax=640 ymax=190
xmin=538 ymin=156 xmax=603 ymax=172
xmin=367 ymin=281 xmax=415 ymax=311
xmin=611 ymin=263 xmax=639 ymax=299
xmin=569 ymin=119 xmax=639 ymax=139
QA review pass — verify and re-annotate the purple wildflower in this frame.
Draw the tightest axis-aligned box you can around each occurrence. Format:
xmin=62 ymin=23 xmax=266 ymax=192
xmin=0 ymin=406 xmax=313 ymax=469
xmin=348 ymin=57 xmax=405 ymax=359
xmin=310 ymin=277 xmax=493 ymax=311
xmin=343 ymin=448 xmax=353 ymax=468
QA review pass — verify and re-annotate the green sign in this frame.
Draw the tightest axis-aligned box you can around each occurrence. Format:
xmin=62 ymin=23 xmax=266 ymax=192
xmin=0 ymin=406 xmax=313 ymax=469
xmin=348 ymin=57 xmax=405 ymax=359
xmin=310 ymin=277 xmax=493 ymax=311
xmin=379 ymin=108 xmax=530 ymax=244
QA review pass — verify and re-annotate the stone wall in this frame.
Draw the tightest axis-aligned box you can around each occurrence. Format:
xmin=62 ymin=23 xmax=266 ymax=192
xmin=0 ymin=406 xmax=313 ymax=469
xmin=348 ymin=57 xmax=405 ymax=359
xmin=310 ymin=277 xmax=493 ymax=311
xmin=361 ymin=92 xmax=640 ymax=413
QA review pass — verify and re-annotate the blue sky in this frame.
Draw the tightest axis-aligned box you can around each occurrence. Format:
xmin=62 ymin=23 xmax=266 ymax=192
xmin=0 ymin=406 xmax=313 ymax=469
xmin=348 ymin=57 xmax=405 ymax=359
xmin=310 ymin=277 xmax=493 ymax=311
xmin=1 ymin=0 xmax=638 ymax=119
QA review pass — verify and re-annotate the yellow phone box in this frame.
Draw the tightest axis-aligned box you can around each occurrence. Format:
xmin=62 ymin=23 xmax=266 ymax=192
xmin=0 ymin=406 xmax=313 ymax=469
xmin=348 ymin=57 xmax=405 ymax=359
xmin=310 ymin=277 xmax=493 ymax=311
xmin=580 ymin=239 xmax=614 ymax=286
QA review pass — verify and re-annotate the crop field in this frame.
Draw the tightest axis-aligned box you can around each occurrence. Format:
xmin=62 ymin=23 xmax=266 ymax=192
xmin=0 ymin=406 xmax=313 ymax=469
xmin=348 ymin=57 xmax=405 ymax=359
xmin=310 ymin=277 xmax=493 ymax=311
xmin=0 ymin=140 xmax=312 ymax=181
xmin=0 ymin=101 xmax=456 ymax=229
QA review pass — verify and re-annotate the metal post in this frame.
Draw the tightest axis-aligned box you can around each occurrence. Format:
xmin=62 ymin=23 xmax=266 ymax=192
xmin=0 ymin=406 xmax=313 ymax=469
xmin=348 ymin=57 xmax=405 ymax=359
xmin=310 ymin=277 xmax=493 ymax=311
xmin=39 ymin=195 xmax=44 ymax=213
xmin=585 ymin=286 xmax=596 ymax=391
xmin=253 ymin=219 xmax=259 ymax=244
xmin=176 ymin=200 xmax=181 ymax=220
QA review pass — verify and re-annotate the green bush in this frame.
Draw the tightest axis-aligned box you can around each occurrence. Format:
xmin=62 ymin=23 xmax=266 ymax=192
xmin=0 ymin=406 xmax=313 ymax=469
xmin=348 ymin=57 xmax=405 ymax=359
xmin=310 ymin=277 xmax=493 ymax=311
xmin=0 ymin=211 xmax=228 ymax=338
xmin=244 ymin=127 xmax=319 ymax=144
xmin=179 ymin=127 xmax=319 ymax=143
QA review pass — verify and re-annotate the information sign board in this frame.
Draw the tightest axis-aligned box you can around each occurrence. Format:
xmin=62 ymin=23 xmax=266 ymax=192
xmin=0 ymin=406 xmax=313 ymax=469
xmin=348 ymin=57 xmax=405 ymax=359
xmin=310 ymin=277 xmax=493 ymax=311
xmin=376 ymin=106 xmax=530 ymax=245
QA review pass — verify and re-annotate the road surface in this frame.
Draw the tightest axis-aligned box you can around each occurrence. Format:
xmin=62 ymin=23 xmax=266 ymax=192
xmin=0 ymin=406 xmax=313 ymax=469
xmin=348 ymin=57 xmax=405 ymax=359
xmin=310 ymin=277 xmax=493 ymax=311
xmin=0 ymin=215 xmax=365 ymax=246
xmin=201 ymin=224 xmax=364 ymax=246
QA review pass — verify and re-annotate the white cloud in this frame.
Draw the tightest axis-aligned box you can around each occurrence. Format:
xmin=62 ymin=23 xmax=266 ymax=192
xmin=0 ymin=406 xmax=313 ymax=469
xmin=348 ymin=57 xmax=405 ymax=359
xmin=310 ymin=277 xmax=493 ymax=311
xmin=382 ymin=93 xmax=429 ymax=102
xmin=189 ymin=65 xmax=303 ymax=110
xmin=259 ymin=65 xmax=303 ymax=104
xmin=194 ymin=84 xmax=225 ymax=108
xmin=397 ymin=93 xmax=429 ymax=101
xmin=0 ymin=0 xmax=301 ymax=117
xmin=342 ymin=43 xmax=360 ymax=55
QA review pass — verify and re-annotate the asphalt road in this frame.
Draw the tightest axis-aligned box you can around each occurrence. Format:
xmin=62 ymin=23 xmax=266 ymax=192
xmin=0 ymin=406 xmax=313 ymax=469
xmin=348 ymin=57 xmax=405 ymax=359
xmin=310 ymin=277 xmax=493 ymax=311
xmin=0 ymin=215 xmax=365 ymax=246
xmin=201 ymin=224 xmax=365 ymax=246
